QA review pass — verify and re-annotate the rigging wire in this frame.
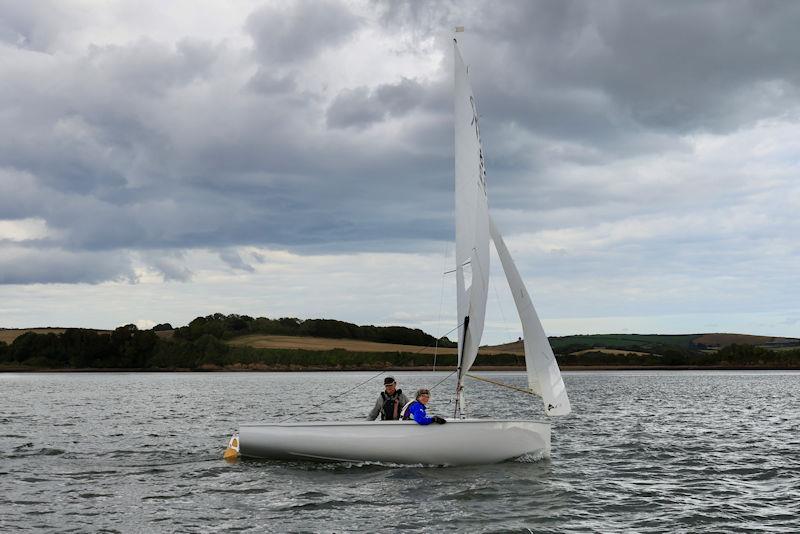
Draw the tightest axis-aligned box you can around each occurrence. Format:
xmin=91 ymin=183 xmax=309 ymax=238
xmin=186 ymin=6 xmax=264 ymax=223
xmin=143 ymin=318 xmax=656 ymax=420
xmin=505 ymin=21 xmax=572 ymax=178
xmin=432 ymin=239 xmax=450 ymax=372
xmin=278 ymin=369 xmax=387 ymax=423
xmin=430 ymin=369 xmax=458 ymax=392
xmin=453 ymin=245 xmax=491 ymax=419
xmin=278 ymin=322 xmax=465 ymax=423
xmin=465 ymin=372 xmax=538 ymax=396
xmin=489 ymin=240 xmax=509 ymax=329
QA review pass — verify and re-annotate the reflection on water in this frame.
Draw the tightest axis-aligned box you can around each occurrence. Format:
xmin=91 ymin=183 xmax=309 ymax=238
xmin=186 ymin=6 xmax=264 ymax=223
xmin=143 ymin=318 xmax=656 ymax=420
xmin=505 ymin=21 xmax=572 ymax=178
xmin=1 ymin=371 xmax=799 ymax=532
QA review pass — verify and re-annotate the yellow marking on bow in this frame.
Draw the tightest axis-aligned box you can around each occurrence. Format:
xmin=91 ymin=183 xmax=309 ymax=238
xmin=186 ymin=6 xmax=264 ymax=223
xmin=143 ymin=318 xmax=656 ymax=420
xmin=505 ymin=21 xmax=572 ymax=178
xmin=223 ymin=434 xmax=240 ymax=462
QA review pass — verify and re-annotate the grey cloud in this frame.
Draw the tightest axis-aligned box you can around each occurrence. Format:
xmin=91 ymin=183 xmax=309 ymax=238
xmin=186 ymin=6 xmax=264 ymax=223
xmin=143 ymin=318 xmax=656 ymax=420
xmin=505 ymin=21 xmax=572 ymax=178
xmin=0 ymin=248 xmax=134 ymax=284
xmin=374 ymin=1 xmax=457 ymax=40
xmin=375 ymin=78 xmax=431 ymax=114
xmin=1 ymin=0 xmax=800 ymax=286
xmin=247 ymin=69 xmax=297 ymax=94
xmin=378 ymin=1 xmax=800 ymax=144
xmin=84 ymin=37 xmax=218 ymax=97
xmin=326 ymin=78 xmax=436 ymax=128
xmin=326 ymin=86 xmax=384 ymax=128
xmin=0 ymin=38 xmax=221 ymax=196
xmin=141 ymin=251 xmax=192 ymax=282
xmin=219 ymin=249 xmax=255 ymax=272
xmin=0 ymin=0 xmax=79 ymax=51
xmin=245 ymin=0 xmax=361 ymax=64
xmin=0 ymin=169 xmax=44 ymax=219
xmin=476 ymin=1 xmax=800 ymax=136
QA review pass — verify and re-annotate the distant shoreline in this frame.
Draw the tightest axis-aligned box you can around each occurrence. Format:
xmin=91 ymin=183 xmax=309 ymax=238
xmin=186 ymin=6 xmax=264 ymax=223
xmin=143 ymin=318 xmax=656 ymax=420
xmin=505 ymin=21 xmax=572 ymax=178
xmin=2 ymin=365 xmax=799 ymax=373
xmin=4 ymin=324 xmax=799 ymax=373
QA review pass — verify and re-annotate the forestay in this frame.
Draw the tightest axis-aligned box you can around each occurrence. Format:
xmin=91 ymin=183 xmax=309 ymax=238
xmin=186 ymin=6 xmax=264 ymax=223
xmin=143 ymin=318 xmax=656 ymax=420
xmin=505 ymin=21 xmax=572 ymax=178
xmin=489 ymin=215 xmax=571 ymax=416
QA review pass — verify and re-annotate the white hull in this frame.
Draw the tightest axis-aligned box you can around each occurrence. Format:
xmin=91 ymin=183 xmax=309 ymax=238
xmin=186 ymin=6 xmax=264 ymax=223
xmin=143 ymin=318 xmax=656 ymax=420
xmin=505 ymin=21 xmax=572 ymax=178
xmin=238 ymin=419 xmax=550 ymax=466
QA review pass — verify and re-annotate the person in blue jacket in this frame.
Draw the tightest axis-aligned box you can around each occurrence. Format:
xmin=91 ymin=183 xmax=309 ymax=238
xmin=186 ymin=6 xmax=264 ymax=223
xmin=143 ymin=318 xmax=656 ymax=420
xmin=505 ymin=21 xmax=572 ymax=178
xmin=401 ymin=388 xmax=446 ymax=425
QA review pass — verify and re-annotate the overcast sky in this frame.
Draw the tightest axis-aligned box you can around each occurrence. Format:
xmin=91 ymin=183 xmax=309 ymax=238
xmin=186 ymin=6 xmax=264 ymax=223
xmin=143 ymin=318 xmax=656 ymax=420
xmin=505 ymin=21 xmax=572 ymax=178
xmin=1 ymin=0 xmax=798 ymax=343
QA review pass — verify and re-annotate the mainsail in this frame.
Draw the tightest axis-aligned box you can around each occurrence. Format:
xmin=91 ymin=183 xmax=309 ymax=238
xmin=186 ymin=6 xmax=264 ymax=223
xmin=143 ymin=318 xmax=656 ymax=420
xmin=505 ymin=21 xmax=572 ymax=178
xmin=453 ymin=35 xmax=571 ymax=418
xmin=454 ymin=38 xmax=490 ymax=413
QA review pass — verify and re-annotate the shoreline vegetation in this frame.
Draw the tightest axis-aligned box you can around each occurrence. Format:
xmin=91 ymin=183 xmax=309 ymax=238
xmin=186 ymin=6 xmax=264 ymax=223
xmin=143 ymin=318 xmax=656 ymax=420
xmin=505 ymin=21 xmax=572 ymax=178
xmin=4 ymin=365 xmax=800 ymax=373
xmin=2 ymin=313 xmax=800 ymax=372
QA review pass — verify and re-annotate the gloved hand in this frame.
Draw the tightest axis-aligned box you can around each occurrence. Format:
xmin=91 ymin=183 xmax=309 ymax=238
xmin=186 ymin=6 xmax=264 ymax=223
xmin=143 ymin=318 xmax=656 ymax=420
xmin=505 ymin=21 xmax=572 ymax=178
xmin=432 ymin=416 xmax=447 ymax=424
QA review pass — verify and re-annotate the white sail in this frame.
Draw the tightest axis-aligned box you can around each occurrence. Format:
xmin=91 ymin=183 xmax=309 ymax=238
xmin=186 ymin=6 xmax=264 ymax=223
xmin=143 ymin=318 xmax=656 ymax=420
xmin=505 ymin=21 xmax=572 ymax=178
xmin=489 ymin=215 xmax=572 ymax=416
xmin=228 ymin=32 xmax=570 ymax=467
xmin=454 ymin=38 xmax=490 ymax=395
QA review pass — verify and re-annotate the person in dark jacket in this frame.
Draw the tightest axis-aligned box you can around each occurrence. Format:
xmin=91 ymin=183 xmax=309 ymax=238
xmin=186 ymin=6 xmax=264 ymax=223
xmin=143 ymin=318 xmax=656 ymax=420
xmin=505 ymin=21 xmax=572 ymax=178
xmin=366 ymin=377 xmax=410 ymax=421
xmin=401 ymin=388 xmax=446 ymax=425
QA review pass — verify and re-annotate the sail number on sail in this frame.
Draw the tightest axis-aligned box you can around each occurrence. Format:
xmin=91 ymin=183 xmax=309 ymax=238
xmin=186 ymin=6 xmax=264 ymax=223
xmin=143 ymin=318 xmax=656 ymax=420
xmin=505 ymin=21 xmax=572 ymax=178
xmin=469 ymin=96 xmax=487 ymax=195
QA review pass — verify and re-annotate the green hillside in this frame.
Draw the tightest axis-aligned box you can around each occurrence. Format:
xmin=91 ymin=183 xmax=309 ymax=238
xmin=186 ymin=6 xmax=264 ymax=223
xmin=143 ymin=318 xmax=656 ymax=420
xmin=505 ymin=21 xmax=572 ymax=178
xmin=2 ymin=314 xmax=799 ymax=370
xmin=549 ymin=334 xmax=699 ymax=352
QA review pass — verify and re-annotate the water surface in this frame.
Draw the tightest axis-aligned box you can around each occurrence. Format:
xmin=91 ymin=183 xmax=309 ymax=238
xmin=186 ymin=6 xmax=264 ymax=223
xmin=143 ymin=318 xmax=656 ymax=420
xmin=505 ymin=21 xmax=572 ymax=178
xmin=1 ymin=371 xmax=798 ymax=532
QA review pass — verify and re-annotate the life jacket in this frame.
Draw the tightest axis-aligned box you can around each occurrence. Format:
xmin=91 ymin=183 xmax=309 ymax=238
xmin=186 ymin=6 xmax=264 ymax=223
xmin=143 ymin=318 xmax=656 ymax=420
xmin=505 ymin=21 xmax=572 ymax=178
xmin=381 ymin=389 xmax=404 ymax=420
xmin=400 ymin=400 xmax=419 ymax=421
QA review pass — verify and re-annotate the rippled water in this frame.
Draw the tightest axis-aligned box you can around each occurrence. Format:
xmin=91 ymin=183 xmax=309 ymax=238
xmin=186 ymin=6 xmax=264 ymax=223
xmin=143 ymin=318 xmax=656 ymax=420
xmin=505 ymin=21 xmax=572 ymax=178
xmin=1 ymin=371 xmax=799 ymax=533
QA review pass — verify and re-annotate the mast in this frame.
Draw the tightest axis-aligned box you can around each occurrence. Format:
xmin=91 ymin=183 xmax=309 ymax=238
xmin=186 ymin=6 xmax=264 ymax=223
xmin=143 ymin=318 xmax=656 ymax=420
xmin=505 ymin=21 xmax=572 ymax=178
xmin=454 ymin=28 xmax=465 ymax=417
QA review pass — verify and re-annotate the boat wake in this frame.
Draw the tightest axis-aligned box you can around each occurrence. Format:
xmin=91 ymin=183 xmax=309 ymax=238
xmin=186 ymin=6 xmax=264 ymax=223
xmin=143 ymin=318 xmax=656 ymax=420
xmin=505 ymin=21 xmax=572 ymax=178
xmin=513 ymin=450 xmax=549 ymax=463
xmin=304 ymin=460 xmax=438 ymax=470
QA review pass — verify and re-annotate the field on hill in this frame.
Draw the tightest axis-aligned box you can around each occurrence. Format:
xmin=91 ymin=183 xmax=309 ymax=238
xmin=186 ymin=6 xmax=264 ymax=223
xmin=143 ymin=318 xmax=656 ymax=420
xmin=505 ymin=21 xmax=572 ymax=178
xmin=228 ymin=335 xmax=460 ymax=354
xmin=572 ymin=348 xmax=652 ymax=357
xmin=489 ymin=334 xmax=699 ymax=354
xmin=549 ymin=334 xmax=699 ymax=351
xmin=227 ymin=334 xmax=525 ymax=355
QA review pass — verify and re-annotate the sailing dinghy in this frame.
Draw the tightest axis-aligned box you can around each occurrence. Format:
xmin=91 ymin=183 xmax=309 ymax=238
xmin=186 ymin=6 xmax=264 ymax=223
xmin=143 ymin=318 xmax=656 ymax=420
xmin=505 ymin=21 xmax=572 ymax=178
xmin=225 ymin=32 xmax=571 ymax=466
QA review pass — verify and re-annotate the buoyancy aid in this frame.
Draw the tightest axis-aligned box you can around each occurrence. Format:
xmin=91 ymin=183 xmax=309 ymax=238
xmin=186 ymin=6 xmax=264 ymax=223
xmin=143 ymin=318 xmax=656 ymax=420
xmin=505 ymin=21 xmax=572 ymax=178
xmin=381 ymin=389 xmax=404 ymax=420
xmin=400 ymin=400 xmax=418 ymax=420
xmin=401 ymin=400 xmax=435 ymax=424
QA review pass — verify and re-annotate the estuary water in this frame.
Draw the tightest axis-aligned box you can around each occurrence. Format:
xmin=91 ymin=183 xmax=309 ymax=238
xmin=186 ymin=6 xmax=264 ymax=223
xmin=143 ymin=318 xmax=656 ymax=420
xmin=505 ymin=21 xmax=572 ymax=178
xmin=1 ymin=371 xmax=798 ymax=533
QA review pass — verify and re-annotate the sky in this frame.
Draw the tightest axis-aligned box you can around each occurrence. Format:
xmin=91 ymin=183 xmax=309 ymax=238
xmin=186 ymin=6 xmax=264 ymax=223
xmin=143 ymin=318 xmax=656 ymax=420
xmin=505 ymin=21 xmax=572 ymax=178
xmin=1 ymin=0 xmax=798 ymax=344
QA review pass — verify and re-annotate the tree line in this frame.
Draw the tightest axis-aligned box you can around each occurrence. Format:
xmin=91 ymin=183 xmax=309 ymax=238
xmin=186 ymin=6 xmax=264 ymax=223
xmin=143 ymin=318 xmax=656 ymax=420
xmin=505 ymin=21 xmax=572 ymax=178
xmin=1 ymin=313 xmax=798 ymax=370
xmin=172 ymin=313 xmax=457 ymax=347
xmin=1 ymin=326 xmax=160 ymax=369
xmin=557 ymin=344 xmax=800 ymax=368
xmin=0 ymin=326 xmax=512 ymax=371
xmin=0 ymin=313 xmax=459 ymax=370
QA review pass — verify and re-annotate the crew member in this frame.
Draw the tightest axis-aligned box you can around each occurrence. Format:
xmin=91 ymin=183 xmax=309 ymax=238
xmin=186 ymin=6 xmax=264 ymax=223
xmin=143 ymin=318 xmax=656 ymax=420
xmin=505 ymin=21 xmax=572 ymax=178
xmin=401 ymin=388 xmax=446 ymax=425
xmin=366 ymin=376 xmax=410 ymax=421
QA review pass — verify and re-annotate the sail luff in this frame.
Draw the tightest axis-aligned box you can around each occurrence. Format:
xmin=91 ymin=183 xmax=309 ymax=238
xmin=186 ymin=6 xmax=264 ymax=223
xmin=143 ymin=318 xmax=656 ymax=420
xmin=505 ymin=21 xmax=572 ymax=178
xmin=489 ymin=215 xmax=572 ymax=416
